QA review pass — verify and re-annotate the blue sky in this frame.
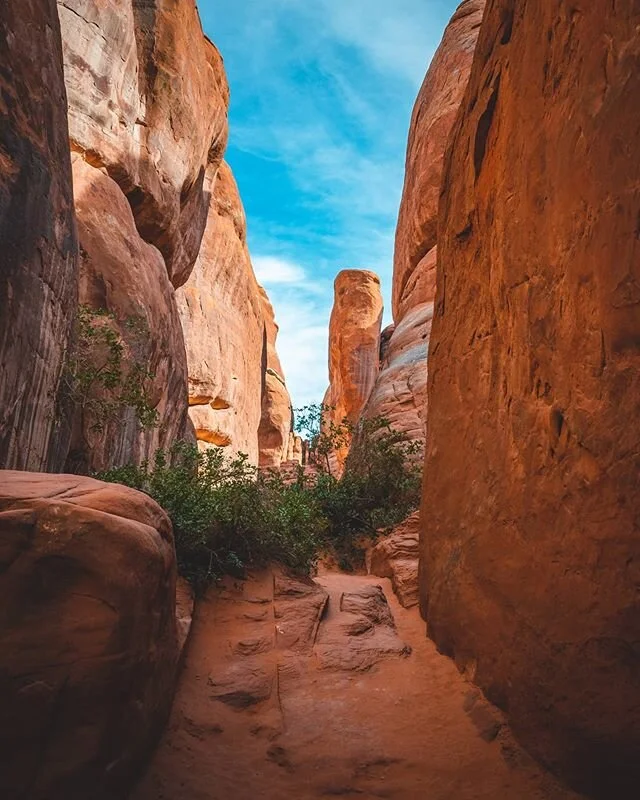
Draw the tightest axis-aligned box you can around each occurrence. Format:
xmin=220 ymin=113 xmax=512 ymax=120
xmin=198 ymin=0 xmax=458 ymax=408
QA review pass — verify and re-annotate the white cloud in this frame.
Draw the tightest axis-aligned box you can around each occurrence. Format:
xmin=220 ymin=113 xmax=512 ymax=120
xmin=253 ymin=255 xmax=306 ymax=284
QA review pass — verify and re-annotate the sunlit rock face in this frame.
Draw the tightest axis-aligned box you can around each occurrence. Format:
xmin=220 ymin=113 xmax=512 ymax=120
xmin=177 ymin=163 xmax=265 ymax=464
xmin=51 ymin=0 xmax=233 ymax=471
xmin=364 ymin=0 xmax=485 ymax=448
xmin=57 ymin=0 xmax=229 ymax=287
xmin=0 ymin=470 xmax=179 ymax=799
xmin=422 ymin=1 xmax=640 ymax=795
xmin=322 ymin=270 xmax=383 ymax=472
xmin=65 ymin=156 xmax=192 ymax=473
xmin=0 ymin=0 xmax=78 ymax=472
xmin=258 ymin=289 xmax=296 ymax=469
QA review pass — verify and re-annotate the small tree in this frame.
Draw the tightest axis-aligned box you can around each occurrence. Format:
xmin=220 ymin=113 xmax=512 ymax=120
xmin=294 ymin=403 xmax=351 ymax=475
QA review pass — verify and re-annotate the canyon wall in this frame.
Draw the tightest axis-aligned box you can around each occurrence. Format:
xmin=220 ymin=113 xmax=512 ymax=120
xmin=258 ymin=288 xmax=298 ymax=469
xmin=364 ymin=0 xmax=484 ymax=446
xmin=1 ymin=0 xmax=290 ymax=474
xmin=0 ymin=0 xmax=78 ymax=472
xmin=323 ymin=270 xmax=383 ymax=471
xmin=421 ymin=1 xmax=640 ymax=795
xmin=57 ymin=0 xmax=230 ymax=472
xmin=177 ymin=162 xmax=265 ymax=464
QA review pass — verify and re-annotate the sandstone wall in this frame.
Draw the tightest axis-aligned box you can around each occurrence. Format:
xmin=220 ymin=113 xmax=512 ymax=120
xmin=0 ymin=471 xmax=179 ymax=799
xmin=422 ymin=2 xmax=640 ymax=795
xmin=57 ymin=0 xmax=229 ymax=287
xmin=364 ymin=0 xmax=484 ymax=447
xmin=0 ymin=0 xmax=78 ymax=472
xmin=55 ymin=0 xmax=231 ymax=471
xmin=177 ymin=163 xmax=265 ymax=464
xmin=323 ymin=270 xmax=383 ymax=471
xmin=258 ymin=288 xmax=296 ymax=469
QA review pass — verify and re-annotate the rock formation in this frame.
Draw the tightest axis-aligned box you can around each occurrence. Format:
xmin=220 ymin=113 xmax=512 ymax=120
xmin=364 ymin=0 xmax=484 ymax=447
xmin=177 ymin=163 xmax=267 ymax=464
xmin=57 ymin=0 xmax=229 ymax=287
xmin=258 ymin=288 xmax=296 ymax=469
xmin=0 ymin=470 xmax=179 ymax=799
xmin=367 ymin=511 xmax=419 ymax=608
xmin=0 ymin=0 xmax=78 ymax=472
xmin=422 ymin=2 xmax=640 ymax=795
xmin=55 ymin=0 xmax=231 ymax=472
xmin=323 ymin=270 xmax=383 ymax=470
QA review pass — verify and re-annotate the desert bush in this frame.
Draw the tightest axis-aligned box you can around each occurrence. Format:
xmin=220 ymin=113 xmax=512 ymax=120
xmin=98 ymin=442 xmax=324 ymax=591
xmin=99 ymin=407 xmax=421 ymax=588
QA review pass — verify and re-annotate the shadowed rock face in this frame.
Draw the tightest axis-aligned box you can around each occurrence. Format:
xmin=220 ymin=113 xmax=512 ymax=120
xmin=422 ymin=2 xmax=640 ymax=795
xmin=258 ymin=288 xmax=296 ymax=469
xmin=177 ymin=163 xmax=265 ymax=464
xmin=0 ymin=0 xmax=78 ymax=472
xmin=0 ymin=470 xmax=179 ymax=800
xmin=57 ymin=0 xmax=229 ymax=287
xmin=364 ymin=0 xmax=485 ymax=447
xmin=323 ymin=270 xmax=383 ymax=470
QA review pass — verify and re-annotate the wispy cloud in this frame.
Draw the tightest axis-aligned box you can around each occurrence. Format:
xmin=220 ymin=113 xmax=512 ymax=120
xmin=199 ymin=0 xmax=455 ymax=406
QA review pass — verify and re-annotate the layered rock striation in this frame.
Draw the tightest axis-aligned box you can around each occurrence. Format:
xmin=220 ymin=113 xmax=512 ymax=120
xmin=258 ymin=288 xmax=297 ymax=469
xmin=364 ymin=0 xmax=485 ymax=447
xmin=55 ymin=0 xmax=231 ymax=472
xmin=177 ymin=163 xmax=264 ymax=463
xmin=422 ymin=2 xmax=640 ymax=795
xmin=0 ymin=0 xmax=78 ymax=472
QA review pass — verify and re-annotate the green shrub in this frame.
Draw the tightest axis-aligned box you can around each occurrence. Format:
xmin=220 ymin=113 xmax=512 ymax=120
xmin=98 ymin=442 xmax=324 ymax=592
xmin=98 ymin=408 xmax=421 ymax=589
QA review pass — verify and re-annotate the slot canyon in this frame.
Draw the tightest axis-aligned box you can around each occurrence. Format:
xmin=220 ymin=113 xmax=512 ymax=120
xmin=0 ymin=1 xmax=638 ymax=799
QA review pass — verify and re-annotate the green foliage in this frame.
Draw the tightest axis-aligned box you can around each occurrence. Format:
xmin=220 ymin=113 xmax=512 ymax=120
xmin=98 ymin=442 xmax=324 ymax=592
xmin=294 ymin=402 xmax=351 ymax=475
xmin=62 ymin=305 xmax=158 ymax=432
xmin=99 ymin=407 xmax=421 ymax=589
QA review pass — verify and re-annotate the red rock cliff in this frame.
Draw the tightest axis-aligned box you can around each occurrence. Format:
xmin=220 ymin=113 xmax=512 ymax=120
xmin=258 ymin=288 xmax=298 ymax=469
xmin=422 ymin=2 xmax=640 ymax=795
xmin=176 ymin=162 xmax=265 ymax=464
xmin=364 ymin=0 xmax=484 ymax=446
xmin=55 ymin=0 xmax=231 ymax=472
xmin=0 ymin=0 xmax=78 ymax=472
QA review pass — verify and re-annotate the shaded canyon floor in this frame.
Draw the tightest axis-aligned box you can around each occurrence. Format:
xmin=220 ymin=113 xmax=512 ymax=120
xmin=134 ymin=569 xmax=583 ymax=800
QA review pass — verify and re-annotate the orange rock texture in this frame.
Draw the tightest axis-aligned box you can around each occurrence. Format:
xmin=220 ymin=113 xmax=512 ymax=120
xmin=0 ymin=470 xmax=179 ymax=799
xmin=323 ymin=270 xmax=383 ymax=470
xmin=176 ymin=164 xmax=295 ymax=466
xmin=422 ymin=2 xmax=640 ymax=795
xmin=364 ymin=0 xmax=484 ymax=446
xmin=54 ymin=0 xmax=231 ymax=471
xmin=258 ymin=288 xmax=297 ymax=469
xmin=57 ymin=0 xmax=229 ymax=287
xmin=0 ymin=0 xmax=78 ymax=472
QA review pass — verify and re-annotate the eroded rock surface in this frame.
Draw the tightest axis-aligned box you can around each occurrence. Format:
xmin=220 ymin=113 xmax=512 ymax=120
xmin=0 ymin=0 xmax=78 ymax=472
xmin=58 ymin=0 xmax=229 ymax=286
xmin=134 ymin=569 xmax=580 ymax=800
xmin=323 ymin=270 xmax=383 ymax=469
xmin=364 ymin=1 xmax=484 ymax=447
xmin=0 ymin=470 xmax=179 ymax=799
xmin=423 ymin=2 xmax=640 ymax=795
xmin=368 ymin=511 xmax=419 ymax=608
xmin=258 ymin=289 xmax=295 ymax=469
xmin=177 ymin=163 xmax=264 ymax=463
xmin=66 ymin=157 xmax=190 ymax=472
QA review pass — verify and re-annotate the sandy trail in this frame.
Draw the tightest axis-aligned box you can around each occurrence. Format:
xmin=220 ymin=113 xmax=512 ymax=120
xmin=133 ymin=569 xmax=582 ymax=800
